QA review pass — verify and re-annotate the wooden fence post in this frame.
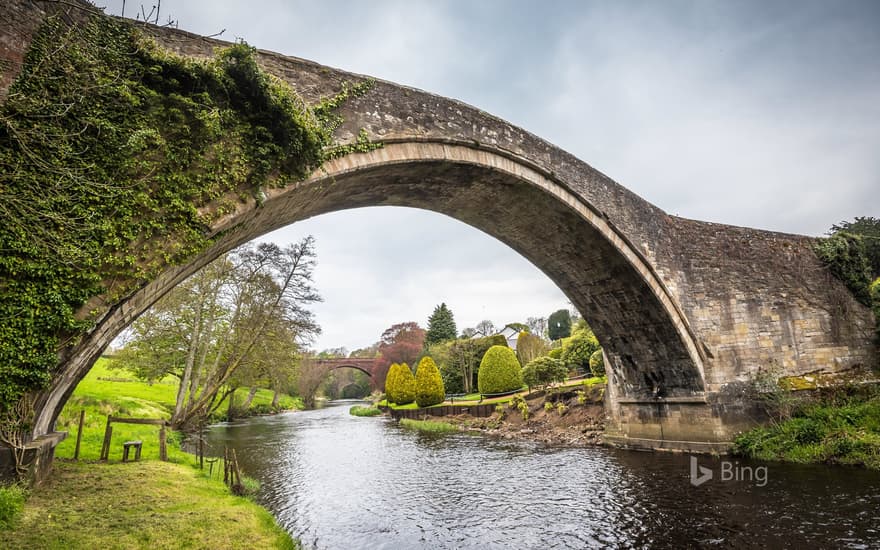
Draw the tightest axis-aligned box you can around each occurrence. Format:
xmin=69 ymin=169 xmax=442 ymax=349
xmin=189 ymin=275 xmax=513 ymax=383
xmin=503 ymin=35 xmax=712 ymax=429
xmin=158 ymin=425 xmax=167 ymax=461
xmin=99 ymin=416 xmax=113 ymax=461
xmin=73 ymin=410 xmax=85 ymax=460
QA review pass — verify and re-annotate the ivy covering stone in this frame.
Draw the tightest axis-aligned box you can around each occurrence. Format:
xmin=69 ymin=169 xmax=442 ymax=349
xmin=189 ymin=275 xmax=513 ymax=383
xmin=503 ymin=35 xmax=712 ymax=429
xmin=0 ymin=13 xmax=376 ymax=409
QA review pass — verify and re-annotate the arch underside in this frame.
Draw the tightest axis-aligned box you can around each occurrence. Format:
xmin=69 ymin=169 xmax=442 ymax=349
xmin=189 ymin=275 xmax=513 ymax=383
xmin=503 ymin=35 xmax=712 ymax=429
xmin=36 ymin=143 xmax=706 ymax=435
xmin=326 ymin=364 xmax=373 ymax=378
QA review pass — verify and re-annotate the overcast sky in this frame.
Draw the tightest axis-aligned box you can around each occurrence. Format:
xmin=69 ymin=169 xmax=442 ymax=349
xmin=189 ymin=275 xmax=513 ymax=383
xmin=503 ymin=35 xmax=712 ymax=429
xmin=101 ymin=0 xmax=880 ymax=352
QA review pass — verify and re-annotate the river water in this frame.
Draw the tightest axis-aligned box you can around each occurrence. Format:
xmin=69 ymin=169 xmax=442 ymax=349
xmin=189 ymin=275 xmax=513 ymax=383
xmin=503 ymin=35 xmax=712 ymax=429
xmin=206 ymin=401 xmax=880 ymax=549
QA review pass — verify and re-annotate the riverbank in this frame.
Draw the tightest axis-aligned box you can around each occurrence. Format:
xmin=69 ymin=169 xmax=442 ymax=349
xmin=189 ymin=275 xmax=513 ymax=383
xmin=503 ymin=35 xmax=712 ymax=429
xmin=0 ymin=358 xmax=303 ymax=547
xmin=734 ymin=384 xmax=880 ymax=469
xmin=408 ymin=383 xmax=607 ymax=447
xmin=0 ymin=460 xmax=296 ymax=549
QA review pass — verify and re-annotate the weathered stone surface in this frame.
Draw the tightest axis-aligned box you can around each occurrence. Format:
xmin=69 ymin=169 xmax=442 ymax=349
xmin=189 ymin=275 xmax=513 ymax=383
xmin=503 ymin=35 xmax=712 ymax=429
xmin=1 ymin=1 xmax=876 ymax=455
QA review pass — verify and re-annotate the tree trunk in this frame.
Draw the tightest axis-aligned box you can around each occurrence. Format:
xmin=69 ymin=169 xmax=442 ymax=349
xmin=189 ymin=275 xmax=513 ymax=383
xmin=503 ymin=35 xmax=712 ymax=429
xmin=271 ymin=389 xmax=280 ymax=408
xmin=241 ymin=386 xmax=259 ymax=410
xmin=226 ymin=388 xmax=237 ymax=420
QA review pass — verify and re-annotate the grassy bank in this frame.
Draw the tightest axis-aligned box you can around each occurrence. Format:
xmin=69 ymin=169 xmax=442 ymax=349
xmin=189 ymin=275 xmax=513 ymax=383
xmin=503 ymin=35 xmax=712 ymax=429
xmin=734 ymin=385 xmax=880 ymax=469
xmin=0 ymin=461 xmax=296 ymax=549
xmin=399 ymin=418 xmax=459 ymax=433
xmin=349 ymin=405 xmax=382 ymax=417
xmin=55 ymin=358 xmax=301 ymax=461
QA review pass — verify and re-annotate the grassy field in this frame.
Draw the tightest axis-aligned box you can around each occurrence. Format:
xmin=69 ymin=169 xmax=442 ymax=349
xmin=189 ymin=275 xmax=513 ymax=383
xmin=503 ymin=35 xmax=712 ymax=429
xmin=55 ymin=358 xmax=301 ymax=462
xmin=0 ymin=461 xmax=296 ymax=549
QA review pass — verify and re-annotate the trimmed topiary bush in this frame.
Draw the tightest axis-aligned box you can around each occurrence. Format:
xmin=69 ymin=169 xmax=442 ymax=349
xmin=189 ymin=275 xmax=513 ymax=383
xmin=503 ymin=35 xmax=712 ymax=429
xmin=384 ymin=363 xmax=416 ymax=405
xmin=477 ymin=345 xmax=523 ymax=394
xmin=415 ymin=356 xmax=445 ymax=407
xmin=522 ymin=356 xmax=567 ymax=390
xmin=589 ymin=349 xmax=605 ymax=377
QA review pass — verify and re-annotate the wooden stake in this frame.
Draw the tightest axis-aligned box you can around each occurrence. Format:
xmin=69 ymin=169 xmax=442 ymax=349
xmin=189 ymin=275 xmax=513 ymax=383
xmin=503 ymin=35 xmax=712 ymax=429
xmin=73 ymin=410 xmax=85 ymax=461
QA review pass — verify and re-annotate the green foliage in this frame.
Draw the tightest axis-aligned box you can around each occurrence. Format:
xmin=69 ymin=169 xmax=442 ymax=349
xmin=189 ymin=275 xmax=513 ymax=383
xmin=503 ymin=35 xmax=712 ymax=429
xmin=831 ymin=216 xmax=880 ymax=277
xmin=0 ymin=13 xmax=375 ymax=410
xmin=477 ymin=346 xmax=524 ymax=394
xmin=383 ymin=363 xmax=415 ymax=405
xmin=561 ymin=329 xmax=600 ymax=375
xmin=871 ymin=278 xmax=880 ymax=337
xmin=398 ymin=418 xmax=458 ymax=433
xmin=556 ymin=402 xmax=568 ymax=416
xmin=516 ymin=331 xmax=549 ymax=367
xmin=734 ymin=386 xmax=880 ymax=469
xmin=349 ymin=405 xmax=382 ymax=417
xmin=544 ymin=401 xmax=554 ymax=412
xmin=547 ymin=347 xmax=563 ymax=360
xmin=522 ymin=356 xmax=567 ymax=390
xmin=589 ymin=349 xmax=605 ymax=377
xmin=814 ymin=232 xmax=873 ymax=306
xmin=425 ymin=303 xmax=457 ymax=346
xmin=414 ymin=356 xmax=445 ymax=407
xmin=0 ymin=484 xmax=27 ymax=529
xmin=547 ymin=309 xmax=572 ymax=340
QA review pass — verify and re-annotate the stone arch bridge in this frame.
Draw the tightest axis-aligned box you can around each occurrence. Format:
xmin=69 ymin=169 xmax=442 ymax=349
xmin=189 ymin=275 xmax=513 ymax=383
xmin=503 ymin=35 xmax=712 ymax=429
xmin=315 ymin=358 xmax=380 ymax=379
xmin=0 ymin=0 xmax=876 ymax=474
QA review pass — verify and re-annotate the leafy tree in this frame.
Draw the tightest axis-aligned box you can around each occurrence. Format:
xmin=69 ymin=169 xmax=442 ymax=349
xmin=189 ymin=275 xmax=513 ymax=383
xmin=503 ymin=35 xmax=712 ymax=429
xmin=415 ymin=357 xmax=445 ymax=407
xmin=459 ymin=327 xmax=478 ymax=338
xmin=589 ymin=349 xmax=606 ymax=377
xmin=831 ymin=217 xmax=880 ymax=277
xmin=295 ymin=356 xmax=327 ymax=409
xmin=477 ymin=345 xmax=523 ymax=394
xmin=505 ymin=322 xmax=529 ymax=333
xmin=114 ymin=238 xmax=321 ymax=430
xmin=561 ymin=327 xmax=600 ymax=375
xmin=475 ymin=319 xmax=496 ymax=336
xmin=374 ymin=322 xmax=426 ymax=388
xmin=425 ymin=303 xmax=457 ymax=345
xmin=516 ymin=331 xmax=549 ymax=367
xmin=526 ymin=316 xmax=548 ymax=338
xmin=548 ymin=309 xmax=572 ymax=340
xmin=522 ymin=356 xmax=567 ymax=390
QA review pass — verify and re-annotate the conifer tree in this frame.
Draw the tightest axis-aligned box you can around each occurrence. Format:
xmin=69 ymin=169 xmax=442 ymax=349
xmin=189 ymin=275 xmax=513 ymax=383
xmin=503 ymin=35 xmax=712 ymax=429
xmin=425 ymin=303 xmax=457 ymax=345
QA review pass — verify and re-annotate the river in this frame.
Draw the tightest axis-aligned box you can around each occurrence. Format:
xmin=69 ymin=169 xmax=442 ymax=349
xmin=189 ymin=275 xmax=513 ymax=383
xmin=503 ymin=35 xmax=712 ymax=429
xmin=206 ymin=400 xmax=880 ymax=549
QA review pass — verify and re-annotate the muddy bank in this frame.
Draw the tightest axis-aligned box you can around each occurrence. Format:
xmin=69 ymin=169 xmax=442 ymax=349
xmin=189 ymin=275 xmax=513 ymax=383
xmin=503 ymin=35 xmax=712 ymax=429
xmin=444 ymin=384 xmax=606 ymax=447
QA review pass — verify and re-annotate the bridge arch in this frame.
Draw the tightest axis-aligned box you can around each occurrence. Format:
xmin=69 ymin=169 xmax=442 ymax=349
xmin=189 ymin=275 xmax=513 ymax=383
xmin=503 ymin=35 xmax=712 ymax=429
xmin=2 ymin=2 xmax=872 ymax=459
xmin=34 ymin=140 xmax=706 ymax=436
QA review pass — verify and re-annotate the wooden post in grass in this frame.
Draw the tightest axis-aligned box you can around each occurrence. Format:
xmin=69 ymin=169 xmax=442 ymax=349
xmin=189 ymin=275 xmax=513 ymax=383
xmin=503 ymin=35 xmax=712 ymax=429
xmin=159 ymin=425 xmax=168 ymax=461
xmin=73 ymin=410 xmax=85 ymax=460
xmin=100 ymin=416 xmax=113 ymax=461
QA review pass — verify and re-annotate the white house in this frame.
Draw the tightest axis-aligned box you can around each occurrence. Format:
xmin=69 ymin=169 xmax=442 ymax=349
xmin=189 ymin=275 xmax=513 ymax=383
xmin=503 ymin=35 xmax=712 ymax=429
xmin=497 ymin=325 xmax=520 ymax=351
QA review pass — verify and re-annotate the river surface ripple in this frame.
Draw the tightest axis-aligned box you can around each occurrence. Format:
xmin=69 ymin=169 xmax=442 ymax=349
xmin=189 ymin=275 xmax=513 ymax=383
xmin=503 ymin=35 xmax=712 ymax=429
xmin=207 ymin=401 xmax=880 ymax=549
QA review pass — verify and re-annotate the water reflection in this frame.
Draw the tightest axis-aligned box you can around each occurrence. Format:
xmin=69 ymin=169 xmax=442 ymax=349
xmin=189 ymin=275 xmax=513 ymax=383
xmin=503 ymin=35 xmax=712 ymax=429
xmin=207 ymin=401 xmax=880 ymax=549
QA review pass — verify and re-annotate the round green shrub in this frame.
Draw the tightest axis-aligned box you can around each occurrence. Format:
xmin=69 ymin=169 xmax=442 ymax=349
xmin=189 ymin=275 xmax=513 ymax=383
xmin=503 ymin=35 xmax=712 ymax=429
xmin=522 ymin=356 xmax=567 ymax=390
xmin=384 ymin=363 xmax=415 ymax=405
xmin=589 ymin=349 xmax=605 ymax=377
xmin=477 ymin=345 xmax=523 ymax=394
xmin=415 ymin=356 xmax=445 ymax=407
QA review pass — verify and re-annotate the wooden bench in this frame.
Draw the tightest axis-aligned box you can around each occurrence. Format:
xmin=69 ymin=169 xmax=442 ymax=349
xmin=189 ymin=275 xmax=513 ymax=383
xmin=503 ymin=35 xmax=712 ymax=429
xmin=122 ymin=440 xmax=143 ymax=462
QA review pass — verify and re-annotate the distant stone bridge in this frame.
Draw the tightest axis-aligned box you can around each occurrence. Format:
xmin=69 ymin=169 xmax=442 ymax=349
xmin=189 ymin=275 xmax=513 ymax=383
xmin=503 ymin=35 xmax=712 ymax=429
xmin=0 ymin=0 xmax=876 ymax=471
xmin=315 ymin=358 xmax=380 ymax=379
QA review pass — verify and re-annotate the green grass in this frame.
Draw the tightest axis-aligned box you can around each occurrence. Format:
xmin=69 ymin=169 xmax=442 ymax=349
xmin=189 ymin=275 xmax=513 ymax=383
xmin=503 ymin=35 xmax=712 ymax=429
xmin=0 ymin=461 xmax=297 ymax=549
xmin=55 ymin=358 xmax=302 ymax=462
xmin=0 ymin=484 xmax=27 ymax=529
xmin=734 ymin=386 xmax=880 ymax=469
xmin=349 ymin=406 xmax=382 ymax=417
xmin=398 ymin=418 xmax=459 ymax=433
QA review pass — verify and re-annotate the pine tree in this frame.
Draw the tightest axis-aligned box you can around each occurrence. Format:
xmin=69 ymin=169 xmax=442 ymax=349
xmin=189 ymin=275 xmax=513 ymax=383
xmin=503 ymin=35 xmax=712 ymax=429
xmin=415 ymin=356 xmax=445 ymax=407
xmin=425 ymin=303 xmax=457 ymax=346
